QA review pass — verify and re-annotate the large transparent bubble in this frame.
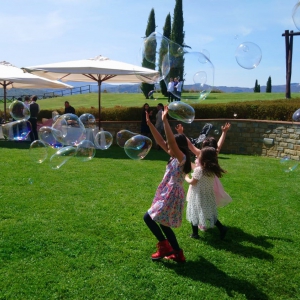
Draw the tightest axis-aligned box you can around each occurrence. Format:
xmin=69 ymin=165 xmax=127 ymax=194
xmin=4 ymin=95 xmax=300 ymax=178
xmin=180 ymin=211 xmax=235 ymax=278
xmin=292 ymin=108 xmax=300 ymax=122
xmin=29 ymin=140 xmax=48 ymax=163
xmin=292 ymin=2 xmax=300 ymax=31
xmin=280 ymin=157 xmax=299 ymax=173
xmin=38 ymin=126 xmax=62 ymax=148
xmin=235 ymin=42 xmax=262 ymax=69
xmin=136 ymin=32 xmax=171 ymax=84
xmin=116 ymin=130 xmax=138 ymax=148
xmin=9 ymin=100 xmax=30 ymax=120
xmin=94 ymin=130 xmax=113 ymax=150
xmin=52 ymin=113 xmax=86 ymax=146
xmin=75 ymin=140 xmax=96 ymax=162
xmin=168 ymin=102 xmax=195 ymax=124
xmin=1 ymin=120 xmax=31 ymax=141
xmin=79 ymin=113 xmax=96 ymax=128
xmin=164 ymin=51 xmax=214 ymax=101
xmin=49 ymin=146 xmax=77 ymax=170
xmin=124 ymin=135 xmax=152 ymax=160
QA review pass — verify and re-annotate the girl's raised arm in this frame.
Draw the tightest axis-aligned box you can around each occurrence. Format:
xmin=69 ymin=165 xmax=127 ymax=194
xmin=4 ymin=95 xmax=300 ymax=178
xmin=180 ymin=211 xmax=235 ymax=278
xmin=146 ymin=111 xmax=168 ymax=153
xmin=163 ymin=106 xmax=184 ymax=162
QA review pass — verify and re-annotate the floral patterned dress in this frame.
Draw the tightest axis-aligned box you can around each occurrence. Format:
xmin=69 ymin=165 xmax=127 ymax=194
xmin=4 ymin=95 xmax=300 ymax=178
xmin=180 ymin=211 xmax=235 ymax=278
xmin=148 ymin=156 xmax=186 ymax=228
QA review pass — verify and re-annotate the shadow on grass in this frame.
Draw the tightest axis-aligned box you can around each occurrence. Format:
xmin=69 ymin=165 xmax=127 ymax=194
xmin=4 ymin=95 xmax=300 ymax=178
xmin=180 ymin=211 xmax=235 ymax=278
xmin=204 ymin=226 xmax=292 ymax=260
xmin=162 ymin=256 xmax=269 ymax=299
xmin=0 ymin=141 xmax=170 ymax=162
xmin=94 ymin=145 xmax=170 ymax=162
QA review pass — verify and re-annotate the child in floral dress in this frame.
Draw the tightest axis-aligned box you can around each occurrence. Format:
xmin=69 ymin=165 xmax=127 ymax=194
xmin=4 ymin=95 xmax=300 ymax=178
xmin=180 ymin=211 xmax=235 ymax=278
xmin=143 ymin=105 xmax=191 ymax=263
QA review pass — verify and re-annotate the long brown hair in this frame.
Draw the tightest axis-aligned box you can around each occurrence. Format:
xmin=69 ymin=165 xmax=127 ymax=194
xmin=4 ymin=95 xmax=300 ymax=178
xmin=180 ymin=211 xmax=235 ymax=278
xmin=199 ymin=147 xmax=226 ymax=178
xmin=174 ymin=134 xmax=191 ymax=174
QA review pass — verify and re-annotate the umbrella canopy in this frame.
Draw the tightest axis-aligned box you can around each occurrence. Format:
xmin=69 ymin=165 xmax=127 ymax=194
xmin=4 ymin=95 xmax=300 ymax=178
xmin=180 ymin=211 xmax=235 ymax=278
xmin=0 ymin=61 xmax=73 ymax=121
xmin=23 ymin=55 xmax=160 ymax=128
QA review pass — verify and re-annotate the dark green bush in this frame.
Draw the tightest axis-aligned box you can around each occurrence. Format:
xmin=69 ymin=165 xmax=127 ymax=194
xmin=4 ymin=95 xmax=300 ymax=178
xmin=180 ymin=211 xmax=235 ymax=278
xmin=8 ymin=98 xmax=299 ymax=122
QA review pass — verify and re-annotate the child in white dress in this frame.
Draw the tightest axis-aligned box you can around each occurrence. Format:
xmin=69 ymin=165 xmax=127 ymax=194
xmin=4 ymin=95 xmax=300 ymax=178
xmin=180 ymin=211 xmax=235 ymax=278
xmin=185 ymin=147 xmax=228 ymax=240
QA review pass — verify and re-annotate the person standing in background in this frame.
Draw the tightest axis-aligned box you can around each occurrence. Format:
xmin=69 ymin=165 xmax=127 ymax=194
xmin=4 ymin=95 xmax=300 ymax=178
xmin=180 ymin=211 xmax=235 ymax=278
xmin=64 ymin=101 xmax=75 ymax=114
xmin=167 ymin=78 xmax=174 ymax=103
xmin=29 ymin=95 xmax=40 ymax=142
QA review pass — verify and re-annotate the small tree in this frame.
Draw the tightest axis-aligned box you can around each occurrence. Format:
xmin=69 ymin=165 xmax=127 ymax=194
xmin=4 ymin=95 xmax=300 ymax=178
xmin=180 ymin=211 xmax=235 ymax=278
xmin=140 ymin=9 xmax=156 ymax=99
xmin=254 ymin=79 xmax=260 ymax=93
xmin=266 ymin=76 xmax=272 ymax=93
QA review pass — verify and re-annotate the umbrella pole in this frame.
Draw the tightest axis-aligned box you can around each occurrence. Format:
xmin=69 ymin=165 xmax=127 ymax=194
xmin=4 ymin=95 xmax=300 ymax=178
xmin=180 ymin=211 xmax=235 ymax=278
xmin=3 ymin=82 xmax=7 ymax=121
xmin=98 ymin=81 xmax=102 ymax=129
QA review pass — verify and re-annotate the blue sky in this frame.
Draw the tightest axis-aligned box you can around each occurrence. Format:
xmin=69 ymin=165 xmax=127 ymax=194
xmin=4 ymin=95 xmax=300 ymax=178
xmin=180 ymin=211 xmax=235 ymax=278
xmin=1 ymin=0 xmax=300 ymax=88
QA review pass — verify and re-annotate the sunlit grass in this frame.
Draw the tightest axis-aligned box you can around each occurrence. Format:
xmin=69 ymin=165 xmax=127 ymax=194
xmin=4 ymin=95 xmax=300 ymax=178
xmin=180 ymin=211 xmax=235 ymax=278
xmin=0 ymin=142 xmax=299 ymax=299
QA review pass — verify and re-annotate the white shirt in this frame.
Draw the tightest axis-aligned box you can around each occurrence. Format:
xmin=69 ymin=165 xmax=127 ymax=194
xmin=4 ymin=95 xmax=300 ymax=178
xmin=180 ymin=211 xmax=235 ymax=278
xmin=167 ymin=81 xmax=174 ymax=92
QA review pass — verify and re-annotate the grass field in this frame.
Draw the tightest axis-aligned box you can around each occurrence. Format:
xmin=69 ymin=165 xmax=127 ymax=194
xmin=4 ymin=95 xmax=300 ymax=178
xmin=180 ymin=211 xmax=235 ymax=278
xmin=0 ymin=91 xmax=293 ymax=113
xmin=0 ymin=141 xmax=299 ymax=299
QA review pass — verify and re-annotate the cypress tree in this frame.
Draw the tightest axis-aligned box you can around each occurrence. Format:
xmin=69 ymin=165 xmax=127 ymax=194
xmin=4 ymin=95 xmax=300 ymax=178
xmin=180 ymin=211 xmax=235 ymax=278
xmin=170 ymin=0 xmax=184 ymax=81
xmin=266 ymin=76 xmax=272 ymax=93
xmin=159 ymin=13 xmax=172 ymax=97
xmin=254 ymin=79 xmax=258 ymax=93
xmin=141 ymin=9 xmax=156 ymax=99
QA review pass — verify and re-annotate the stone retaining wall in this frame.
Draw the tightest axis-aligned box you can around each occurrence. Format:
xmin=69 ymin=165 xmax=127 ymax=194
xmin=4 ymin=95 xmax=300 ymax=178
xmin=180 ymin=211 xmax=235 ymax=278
xmin=99 ymin=119 xmax=300 ymax=160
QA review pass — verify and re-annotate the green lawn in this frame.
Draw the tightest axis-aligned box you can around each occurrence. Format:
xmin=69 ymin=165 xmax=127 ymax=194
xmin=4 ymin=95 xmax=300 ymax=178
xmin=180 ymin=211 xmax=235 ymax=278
xmin=0 ymin=141 xmax=299 ymax=299
xmin=0 ymin=91 xmax=292 ymax=113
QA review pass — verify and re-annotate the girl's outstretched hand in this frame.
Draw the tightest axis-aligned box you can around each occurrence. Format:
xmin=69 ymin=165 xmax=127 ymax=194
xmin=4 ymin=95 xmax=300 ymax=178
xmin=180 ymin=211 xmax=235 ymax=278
xmin=221 ymin=122 xmax=231 ymax=133
xmin=145 ymin=110 xmax=151 ymax=124
xmin=162 ymin=105 xmax=169 ymax=121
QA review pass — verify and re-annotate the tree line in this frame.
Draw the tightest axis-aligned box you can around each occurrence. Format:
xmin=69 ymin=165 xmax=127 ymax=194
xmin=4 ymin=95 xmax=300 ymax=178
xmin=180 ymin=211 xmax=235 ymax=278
xmin=254 ymin=76 xmax=272 ymax=93
xmin=141 ymin=0 xmax=184 ymax=99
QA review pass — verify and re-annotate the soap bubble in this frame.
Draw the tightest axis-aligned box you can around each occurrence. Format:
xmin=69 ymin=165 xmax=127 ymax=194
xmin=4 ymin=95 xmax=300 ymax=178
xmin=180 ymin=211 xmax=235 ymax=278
xmin=292 ymin=108 xmax=300 ymax=122
xmin=29 ymin=140 xmax=48 ymax=163
xmin=168 ymin=102 xmax=195 ymax=124
xmin=235 ymin=42 xmax=262 ymax=69
xmin=164 ymin=51 xmax=214 ymax=101
xmin=1 ymin=120 xmax=31 ymax=141
xmin=75 ymin=140 xmax=96 ymax=161
xmin=94 ymin=130 xmax=113 ymax=150
xmin=52 ymin=114 xmax=86 ymax=146
xmin=214 ymin=129 xmax=220 ymax=135
xmin=124 ymin=135 xmax=152 ymax=160
xmin=38 ymin=126 xmax=62 ymax=148
xmin=9 ymin=100 xmax=30 ymax=121
xmin=116 ymin=130 xmax=138 ymax=148
xmin=49 ymin=146 xmax=77 ymax=170
xmin=280 ymin=157 xmax=298 ymax=173
xmin=136 ymin=32 xmax=170 ymax=83
xmin=79 ymin=113 xmax=96 ymax=128
xmin=292 ymin=2 xmax=300 ymax=31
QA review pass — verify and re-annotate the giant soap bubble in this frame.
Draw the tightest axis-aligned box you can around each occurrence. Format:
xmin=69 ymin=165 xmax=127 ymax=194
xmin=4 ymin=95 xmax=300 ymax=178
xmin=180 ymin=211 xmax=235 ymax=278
xmin=292 ymin=108 xmax=300 ymax=122
xmin=1 ymin=120 xmax=31 ymax=141
xmin=94 ymin=130 xmax=113 ymax=150
xmin=292 ymin=2 xmax=300 ymax=31
xmin=75 ymin=140 xmax=96 ymax=161
xmin=168 ymin=102 xmax=195 ymax=124
xmin=9 ymin=100 xmax=30 ymax=120
xmin=164 ymin=51 xmax=214 ymax=101
xmin=38 ymin=126 xmax=62 ymax=148
xmin=136 ymin=32 xmax=171 ymax=84
xmin=124 ymin=135 xmax=152 ymax=160
xmin=49 ymin=146 xmax=77 ymax=170
xmin=79 ymin=113 xmax=96 ymax=128
xmin=116 ymin=130 xmax=138 ymax=148
xmin=52 ymin=113 xmax=86 ymax=146
xmin=280 ymin=156 xmax=299 ymax=173
xmin=29 ymin=140 xmax=48 ymax=163
xmin=235 ymin=42 xmax=262 ymax=69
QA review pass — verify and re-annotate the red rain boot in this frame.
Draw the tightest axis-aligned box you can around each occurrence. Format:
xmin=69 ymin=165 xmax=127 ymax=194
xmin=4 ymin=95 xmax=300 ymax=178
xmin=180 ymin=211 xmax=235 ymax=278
xmin=151 ymin=240 xmax=174 ymax=261
xmin=164 ymin=249 xmax=186 ymax=263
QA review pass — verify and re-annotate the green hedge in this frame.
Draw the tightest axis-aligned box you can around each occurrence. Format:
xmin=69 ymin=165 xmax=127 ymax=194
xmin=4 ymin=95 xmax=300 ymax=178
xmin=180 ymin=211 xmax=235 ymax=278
xmin=36 ymin=99 xmax=300 ymax=122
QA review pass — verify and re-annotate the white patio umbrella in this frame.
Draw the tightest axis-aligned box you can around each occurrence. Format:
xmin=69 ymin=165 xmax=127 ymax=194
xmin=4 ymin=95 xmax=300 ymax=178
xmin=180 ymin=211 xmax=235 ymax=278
xmin=23 ymin=55 xmax=160 ymax=128
xmin=0 ymin=61 xmax=73 ymax=121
